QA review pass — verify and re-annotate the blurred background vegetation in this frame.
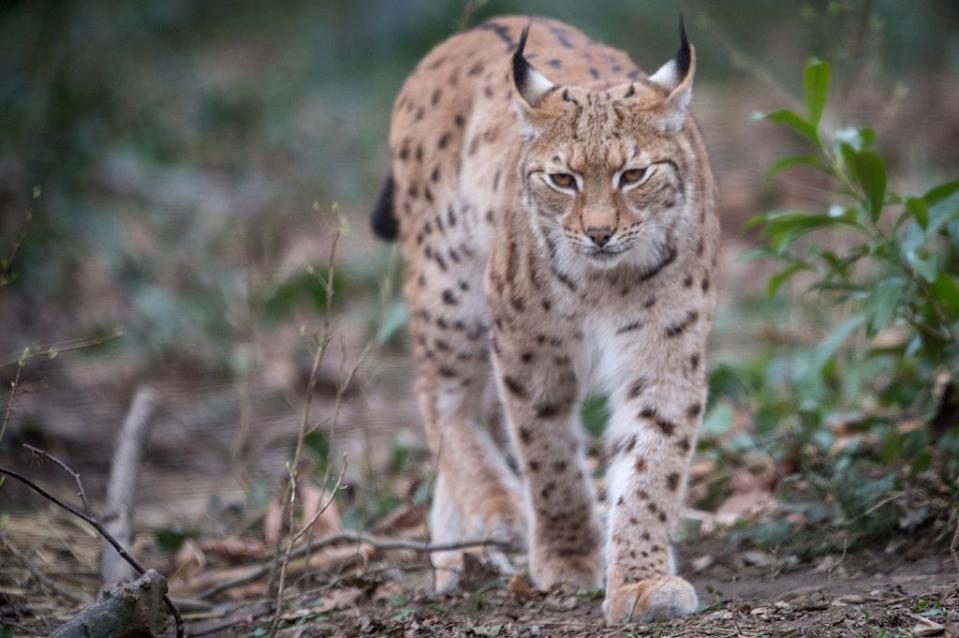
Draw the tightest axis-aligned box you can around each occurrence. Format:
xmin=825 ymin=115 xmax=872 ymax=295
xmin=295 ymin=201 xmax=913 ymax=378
xmin=1 ymin=0 xmax=958 ymax=567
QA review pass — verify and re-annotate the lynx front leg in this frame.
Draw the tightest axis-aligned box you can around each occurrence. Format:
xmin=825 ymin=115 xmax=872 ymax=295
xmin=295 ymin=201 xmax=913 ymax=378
xmin=602 ymin=349 xmax=707 ymax=623
xmin=491 ymin=331 xmax=603 ymax=590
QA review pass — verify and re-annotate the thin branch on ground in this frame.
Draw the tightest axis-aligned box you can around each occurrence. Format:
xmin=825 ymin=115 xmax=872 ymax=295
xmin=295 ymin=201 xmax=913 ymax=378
xmin=198 ymin=532 xmax=516 ymax=601
xmin=100 ymin=387 xmax=158 ymax=584
xmin=23 ymin=443 xmax=93 ymax=517
xmin=0 ymin=466 xmax=184 ymax=638
xmin=0 ymin=530 xmax=86 ymax=605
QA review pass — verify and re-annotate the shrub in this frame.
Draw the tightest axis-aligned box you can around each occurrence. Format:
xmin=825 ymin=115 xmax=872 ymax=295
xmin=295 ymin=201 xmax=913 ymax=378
xmin=751 ymin=58 xmax=959 ymax=454
xmin=698 ymin=58 xmax=959 ymax=550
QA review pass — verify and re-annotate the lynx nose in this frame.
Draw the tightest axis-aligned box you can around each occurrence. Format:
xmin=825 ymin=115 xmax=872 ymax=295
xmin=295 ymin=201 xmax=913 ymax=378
xmin=585 ymin=225 xmax=613 ymax=248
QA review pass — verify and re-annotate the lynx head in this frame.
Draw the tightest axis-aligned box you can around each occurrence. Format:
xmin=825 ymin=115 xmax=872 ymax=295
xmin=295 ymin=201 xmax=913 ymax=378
xmin=512 ymin=18 xmax=699 ymax=273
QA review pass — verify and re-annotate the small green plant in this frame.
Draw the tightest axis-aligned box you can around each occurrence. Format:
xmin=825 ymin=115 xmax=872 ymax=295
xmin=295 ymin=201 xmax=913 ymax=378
xmin=752 ymin=57 xmax=959 ymax=459
xmin=695 ymin=57 xmax=959 ymax=552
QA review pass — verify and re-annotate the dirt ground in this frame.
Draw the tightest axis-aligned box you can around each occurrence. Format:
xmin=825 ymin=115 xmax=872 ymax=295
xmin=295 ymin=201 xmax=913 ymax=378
xmin=207 ymin=541 xmax=959 ymax=638
xmin=3 ymin=513 xmax=956 ymax=637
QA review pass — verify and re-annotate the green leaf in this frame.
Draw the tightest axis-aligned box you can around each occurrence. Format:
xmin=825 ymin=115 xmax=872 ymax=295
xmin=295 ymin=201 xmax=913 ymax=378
xmin=154 ymin=528 xmax=191 ymax=552
xmin=701 ymin=402 xmax=733 ymax=437
xmin=304 ymin=430 xmax=330 ymax=468
xmin=736 ymin=247 xmax=775 ymax=262
xmin=931 ymin=273 xmax=959 ymax=313
xmin=863 ymin=278 xmax=904 ymax=336
xmin=767 ymin=262 xmax=811 ymax=298
xmin=765 ymin=154 xmax=823 ymax=181
xmin=923 ymin=180 xmax=959 ymax=206
xmin=803 ymin=58 xmax=830 ymax=126
xmin=855 ymin=151 xmax=886 ymax=222
xmin=839 ymin=142 xmax=860 ymax=184
xmin=759 ymin=210 xmax=859 ymax=253
xmin=904 ymin=197 xmax=928 ymax=230
xmin=763 ymin=109 xmax=818 ymax=144
xmin=810 ymin=315 xmax=866 ymax=374
xmin=906 ymin=250 xmax=939 ymax=283
xmin=375 ymin=300 xmax=408 ymax=345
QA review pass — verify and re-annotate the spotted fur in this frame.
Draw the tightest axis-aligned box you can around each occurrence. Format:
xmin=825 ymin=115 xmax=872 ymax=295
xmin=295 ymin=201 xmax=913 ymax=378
xmin=379 ymin=15 xmax=718 ymax=624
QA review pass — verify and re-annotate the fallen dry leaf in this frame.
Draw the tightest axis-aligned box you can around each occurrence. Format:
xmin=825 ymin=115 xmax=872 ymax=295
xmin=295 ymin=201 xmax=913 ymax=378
xmin=197 ymin=536 xmax=267 ymax=562
xmin=372 ymin=504 xmax=427 ymax=537
xmin=264 ymin=500 xmax=284 ymax=547
xmin=171 ymin=539 xmax=206 ymax=580
xmin=506 ymin=574 xmax=534 ymax=600
xmin=300 ymin=481 xmax=341 ymax=537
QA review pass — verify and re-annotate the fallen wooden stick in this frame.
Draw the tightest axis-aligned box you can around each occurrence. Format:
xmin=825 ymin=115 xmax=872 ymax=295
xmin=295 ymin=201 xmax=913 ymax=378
xmin=49 ymin=569 xmax=169 ymax=638
xmin=101 ymin=387 xmax=158 ymax=585
xmin=198 ymin=531 xmax=517 ymax=600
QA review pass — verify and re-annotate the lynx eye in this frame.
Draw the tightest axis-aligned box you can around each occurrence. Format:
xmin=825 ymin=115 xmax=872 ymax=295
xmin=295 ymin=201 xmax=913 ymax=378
xmin=619 ymin=168 xmax=647 ymax=187
xmin=548 ymin=173 xmax=577 ymax=189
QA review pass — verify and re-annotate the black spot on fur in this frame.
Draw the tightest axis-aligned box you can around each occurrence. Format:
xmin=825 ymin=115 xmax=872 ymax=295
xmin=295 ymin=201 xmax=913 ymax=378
xmin=627 ymin=378 xmax=647 ymax=400
xmin=616 ymin=320 xmax=643 ymax=335
xmin=503 ymin=376 xmax=528 ymax=399
xmin=665 ymin=310 xmax=700 ymax=338
xmin=534 ymin=400 xmax=572 ymax=419
xmin=667 ymin=472 xmax=680 ymax=491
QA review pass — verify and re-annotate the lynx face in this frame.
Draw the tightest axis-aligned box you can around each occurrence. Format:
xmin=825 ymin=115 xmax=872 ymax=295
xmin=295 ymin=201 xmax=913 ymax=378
xmin=513 ymin=29 xmax=696 ymax=272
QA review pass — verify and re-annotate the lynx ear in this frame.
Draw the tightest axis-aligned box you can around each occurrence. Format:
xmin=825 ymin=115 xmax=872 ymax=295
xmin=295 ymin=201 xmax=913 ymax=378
xmin=511 ymin=25 xmax=555 ymax=110
xmin=647 ymin=15 xmax=696 ymax=131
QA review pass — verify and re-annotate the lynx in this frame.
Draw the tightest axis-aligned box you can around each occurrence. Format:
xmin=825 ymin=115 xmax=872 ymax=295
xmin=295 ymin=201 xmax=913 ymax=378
xmin=371 ymin=15 xmax=718 ymax=624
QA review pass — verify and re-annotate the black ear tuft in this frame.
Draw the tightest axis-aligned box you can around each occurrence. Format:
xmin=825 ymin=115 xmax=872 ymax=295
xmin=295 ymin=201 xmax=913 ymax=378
xmin=676 ymin=14 xmax=691 ymax=81
xmin=512 ymin=24 xmax=531 ymax=92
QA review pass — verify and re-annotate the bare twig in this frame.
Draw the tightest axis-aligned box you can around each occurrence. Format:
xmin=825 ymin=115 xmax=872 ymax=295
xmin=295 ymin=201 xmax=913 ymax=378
xmin=0 ymin=347 xmax=27 ymax=444
xmin=23 ymin=444 xmax=93 ymax=517
xmin=0 ymin=329 xmax=125 ymax=370
xmin=101 ymin=387 xmax=158 ymax=585
xmin=696 ymin=11 xmax=802 ymax=112
xmin=0 ymin=202 xmax=33 ymax=288
xmin=0 ymin=530 xmax=86 ymax=605
xmin=458 ymin=0 xmax=487 ymax=31
xmin=198 ymin=532 xmax=516 ymax=600
xmin=263 ymin=206 xmax=345 ymax=638
xmin=0 ymin=466 xmax=184 ymax=638
xmin=266 ymin=462 xmax=347 ymax=637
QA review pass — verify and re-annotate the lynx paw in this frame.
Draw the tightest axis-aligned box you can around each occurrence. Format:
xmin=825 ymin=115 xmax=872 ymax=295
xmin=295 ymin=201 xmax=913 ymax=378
xmin=603 ymin=576 xmax=698 ymax=625
xmin=465 ymin=494 xmax=527 ymax=547
xmin=531 ymin=553 xmax=602 ymax=591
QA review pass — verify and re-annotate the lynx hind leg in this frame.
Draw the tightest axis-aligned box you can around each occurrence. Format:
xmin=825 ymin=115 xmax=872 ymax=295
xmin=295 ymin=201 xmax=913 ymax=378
xmin=406 ymin=299 xmax=526 ymax=588
xmin=429 ymin=472 xmax=467 ymax=592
